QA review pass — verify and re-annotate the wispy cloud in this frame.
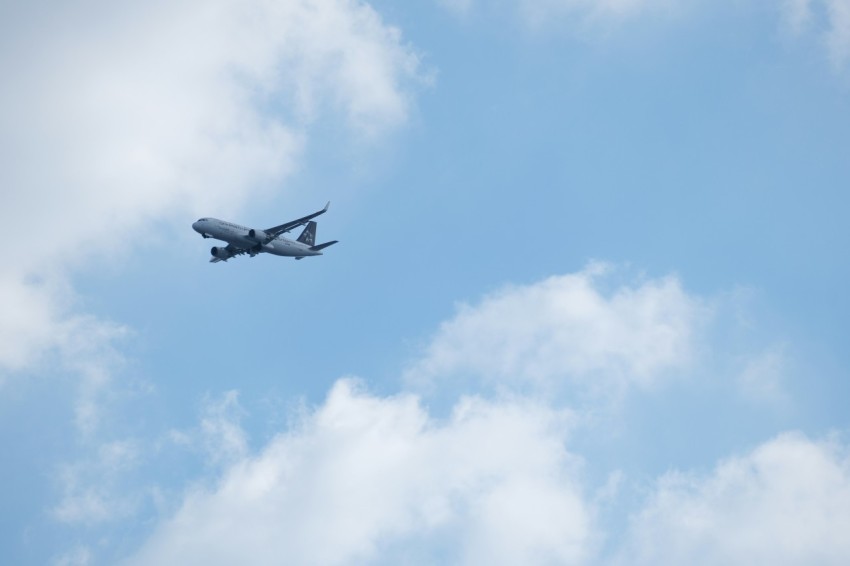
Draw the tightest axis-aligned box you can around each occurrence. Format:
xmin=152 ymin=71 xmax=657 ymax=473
xmin=438 ymin=0 xmax=475 ymax=17
xmin=436 ymin=0 xmax=683 ymax=33
xmin=782 ymin=0 xmax=850 ymax=70
xmin=53 ymin=440 xmax=143 ymax=525
xmin=517 ymin=0 xmax=681 ymax=31
xmin=737 ymin=345 xmax=790 ymax=405
xmin=439 ymin=0 xmax=850 ymax=72
xmin=169 ymin=390 xmax=251 ymax=467
xmin=53 ymin=546 xmax=92 ymax=566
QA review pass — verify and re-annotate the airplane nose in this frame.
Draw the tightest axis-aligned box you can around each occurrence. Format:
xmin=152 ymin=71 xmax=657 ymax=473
xmin=192 ymin=221 xmax=201 ymax=232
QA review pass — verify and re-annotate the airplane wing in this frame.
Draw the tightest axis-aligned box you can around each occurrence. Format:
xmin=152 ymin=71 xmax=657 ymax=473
xmin=261 ymin=202 xmax=330 ymax=243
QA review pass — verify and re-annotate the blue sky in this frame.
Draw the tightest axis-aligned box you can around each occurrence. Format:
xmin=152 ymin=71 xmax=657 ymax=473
xmin=2 ymin=0 xmax=849 ymax=564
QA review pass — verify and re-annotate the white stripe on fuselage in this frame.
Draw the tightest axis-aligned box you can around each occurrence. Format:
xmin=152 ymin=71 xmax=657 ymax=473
xmin=193 ymin=218 xmax=321 ymax=257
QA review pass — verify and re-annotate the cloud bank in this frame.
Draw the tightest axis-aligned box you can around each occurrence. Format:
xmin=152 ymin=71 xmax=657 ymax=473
xmin=125 ymin=386 xmax=850 ymax=565
xmin=127 ymin=380 xmax=592 ymax=565
xmin=118 ymin=266 xmax=850 ymax=564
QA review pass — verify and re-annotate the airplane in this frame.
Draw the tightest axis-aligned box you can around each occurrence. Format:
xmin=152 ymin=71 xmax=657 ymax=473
xmin=192 ymin=202 xmax=338 ymax=263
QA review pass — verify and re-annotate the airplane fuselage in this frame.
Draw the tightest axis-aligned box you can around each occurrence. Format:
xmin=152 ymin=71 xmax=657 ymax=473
xmin=192 ymin=218 xmax=323 ymax=258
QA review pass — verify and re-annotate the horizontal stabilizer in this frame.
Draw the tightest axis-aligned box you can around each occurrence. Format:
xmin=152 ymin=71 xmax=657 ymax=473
xmin=310 ymin=240 xmax=338 ymax=252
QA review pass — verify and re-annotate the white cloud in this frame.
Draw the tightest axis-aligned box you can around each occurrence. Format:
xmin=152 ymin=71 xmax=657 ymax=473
xmin=618 ymin=432 xmax=850 ymax=565
xmin=405 ymin=263 xmax=708 ymax=394
xmin=125 ymin=379 xmax=594 ymax=565
xmin=0 ymin=0 xmax=422 ymax=408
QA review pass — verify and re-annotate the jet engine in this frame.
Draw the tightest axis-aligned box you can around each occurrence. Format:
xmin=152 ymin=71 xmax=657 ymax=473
xmin=247 ymin=228 xmax=268 ymax=241
xmin=210 ymin=246 xmax=234 ymax=260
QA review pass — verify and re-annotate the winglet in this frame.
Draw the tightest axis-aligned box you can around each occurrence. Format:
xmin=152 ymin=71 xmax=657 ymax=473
xmin=323 ymin=201 xmax=330 ymax=212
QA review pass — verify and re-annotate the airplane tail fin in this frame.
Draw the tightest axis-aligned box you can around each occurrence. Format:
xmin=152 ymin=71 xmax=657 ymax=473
xmin=297 ymin=220 xmax=337 ymax=253
xmin=297 ymin=221 xmax=317 ymax=246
